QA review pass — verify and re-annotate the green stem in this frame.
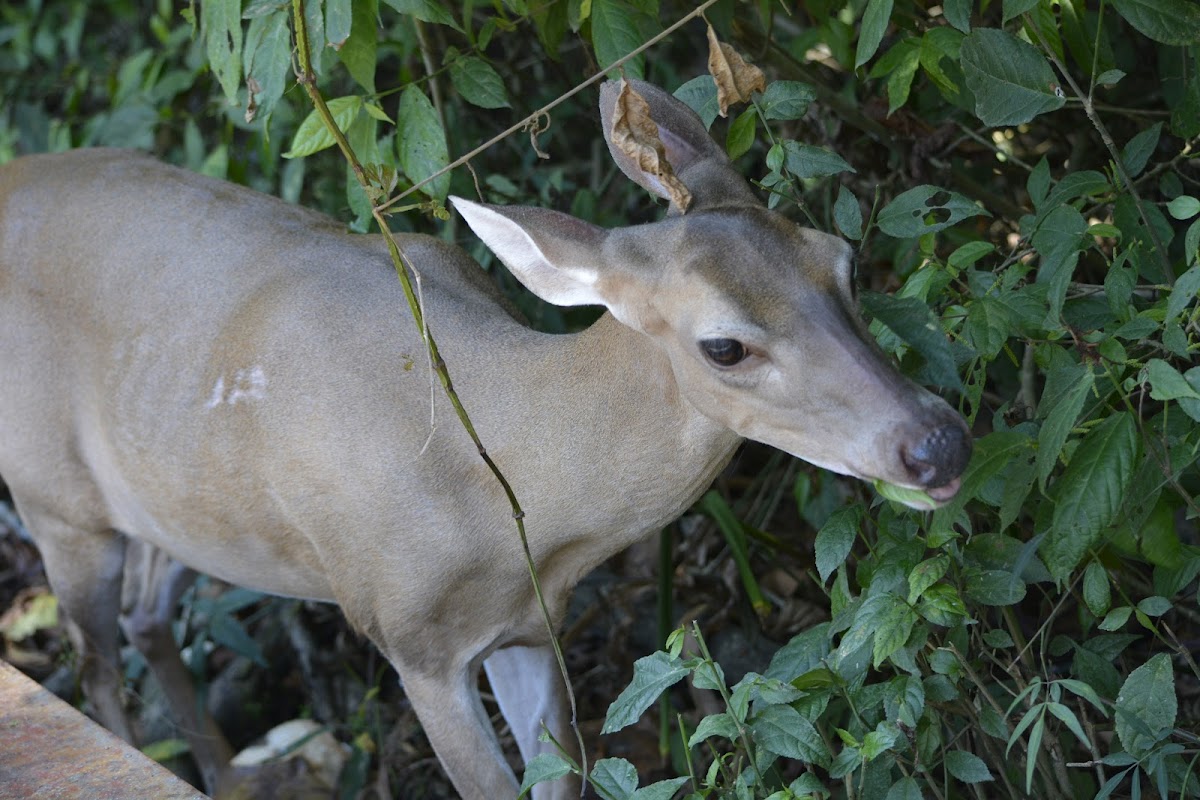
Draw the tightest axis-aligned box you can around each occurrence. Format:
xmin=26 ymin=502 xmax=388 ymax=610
xmin=289 ymin=0 xmax=587 ymax=780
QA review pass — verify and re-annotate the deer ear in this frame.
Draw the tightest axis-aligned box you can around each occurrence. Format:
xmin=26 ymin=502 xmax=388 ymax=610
xmin=598 ymin=79 xmax=757 ymax=211
xmin=452 ymin=197 xmax=608 ymax=308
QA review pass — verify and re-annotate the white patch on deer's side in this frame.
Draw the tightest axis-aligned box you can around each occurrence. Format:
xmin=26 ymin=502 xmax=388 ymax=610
xmin=206 ymin=366 xmax=267 ymax=408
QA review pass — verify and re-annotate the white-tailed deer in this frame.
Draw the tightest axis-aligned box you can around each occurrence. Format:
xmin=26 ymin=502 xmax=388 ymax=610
xmin=0 ymin=80 xmax=971 ymax=798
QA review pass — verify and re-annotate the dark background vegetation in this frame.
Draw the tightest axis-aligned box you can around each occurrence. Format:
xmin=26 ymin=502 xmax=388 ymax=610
xmin=1 ymin=0 xmax=1198 ymax=798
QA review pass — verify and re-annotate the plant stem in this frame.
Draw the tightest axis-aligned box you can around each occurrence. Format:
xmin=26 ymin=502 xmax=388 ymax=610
xmin=289 ymin=0 xmax=587 ymax=780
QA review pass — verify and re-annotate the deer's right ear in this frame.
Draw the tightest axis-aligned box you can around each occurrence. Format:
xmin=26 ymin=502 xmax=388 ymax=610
xmin=452 ymin=197 xmax=609 ymax=308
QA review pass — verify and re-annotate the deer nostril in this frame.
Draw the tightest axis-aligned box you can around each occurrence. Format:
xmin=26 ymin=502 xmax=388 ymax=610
xmin=903 ymin=423 xmax=972 ymax=488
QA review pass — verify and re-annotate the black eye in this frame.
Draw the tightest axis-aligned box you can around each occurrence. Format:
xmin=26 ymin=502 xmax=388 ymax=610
xmin=700 ymin=338 xmax=747 ymax=367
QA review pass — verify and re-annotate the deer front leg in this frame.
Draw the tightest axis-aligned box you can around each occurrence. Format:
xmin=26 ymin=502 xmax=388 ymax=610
xmin=484 ymin=645 xmax=581 ymax=799
xmin=119 ymin=540 xmax=235 ymax=795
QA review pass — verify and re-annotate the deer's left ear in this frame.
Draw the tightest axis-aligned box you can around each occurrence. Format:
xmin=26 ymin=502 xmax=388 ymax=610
xmin=598 ymin=79 xmax=758 ymax=212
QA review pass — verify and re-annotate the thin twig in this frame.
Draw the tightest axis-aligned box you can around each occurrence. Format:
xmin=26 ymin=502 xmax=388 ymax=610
xmin=377 ymin=0 xmax=725 ymax=212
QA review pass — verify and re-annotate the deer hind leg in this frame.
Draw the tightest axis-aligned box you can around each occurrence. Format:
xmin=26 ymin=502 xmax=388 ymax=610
xmin=391 ymin=651 xmax=521 ymax=799
xmin=484 ymin=644 xmax=581 ymax=799
xmin=14 ymin=504 xmax=133 ymax=742
xmin=119 ymin=539 xmax=235 ymax=795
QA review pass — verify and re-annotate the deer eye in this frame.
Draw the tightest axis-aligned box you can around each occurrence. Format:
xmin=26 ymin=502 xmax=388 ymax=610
xmin=700 ymin=338 xmax=747 ymax=367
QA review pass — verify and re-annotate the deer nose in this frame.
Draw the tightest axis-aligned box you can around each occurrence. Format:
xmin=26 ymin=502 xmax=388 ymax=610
xmin=902 ymin=423 xmax=973 ymax=490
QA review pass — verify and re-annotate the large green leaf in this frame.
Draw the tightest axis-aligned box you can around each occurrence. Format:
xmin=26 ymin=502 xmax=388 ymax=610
xmin=815 ymin=507 xmax=859 ymax=582
xmin=449 ymin=56 xmax=510 ymax=109
xmin=590 ymin=758 xmax=638 ymax=800
xmin=1111 ymin=0 xmax=1200 ymax=45
xmin=1035 ymin=359 xmax=1094 ymax=486
xmin=876 ymin=184 xmax=987 ymax=238
xmin=337 ymin=0 xmax=378 ymax=93
xmin=772 ymin=141 xmax=855 ymax=179
xmin=749 ymin=704 xmax=830 ymax=767
xmin=380 ymin=0 xmax=464 ymax=32
xmin=284 ymin=95 xmax=363 ymax=158
xmin=202 ymin=0 xmax=243 ymax=104
xmin=1041 ymin=412 xmax=1138 ymax=581
xmin=244 ymin=9 xmax=291 ymax=120
xmin=855 ymin=0 xmax=894 ymax=68
xmin=1032 ymin=205 xmax=1087 ymax=323
xmin=602 ymin=652 xmax=689 ymax=734
xmin=859 ymin=292 xmax=961 ymax=390
xmin=959 ymin=28 xmax=1066 ymax=125
xmin=591 ymin=0 xmax=655 ymax=79
xmin=396 ymin=85 xmax=450 ymax=202
xmin=1115 ymin=653 xmax=1177 ymax=756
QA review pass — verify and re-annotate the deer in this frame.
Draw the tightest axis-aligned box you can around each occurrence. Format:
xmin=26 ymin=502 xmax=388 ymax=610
xmin=0 ymin=79 xmax=971 ymax=799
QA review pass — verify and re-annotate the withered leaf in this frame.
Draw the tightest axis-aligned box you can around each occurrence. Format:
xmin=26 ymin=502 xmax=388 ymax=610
xmin=707 ymin=24 xmax=766 ymax=117
xmin=610 ymin=79 xmax=693 ymax=212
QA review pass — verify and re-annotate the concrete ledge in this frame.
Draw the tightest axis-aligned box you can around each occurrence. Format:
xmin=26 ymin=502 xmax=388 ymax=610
xmin=0 ymin=659 xmax=208 ymax=799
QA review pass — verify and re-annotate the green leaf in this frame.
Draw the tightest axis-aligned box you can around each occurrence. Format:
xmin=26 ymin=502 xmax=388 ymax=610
xmin=1045 ymin=701 xmax=1092 ymax=749
xmin=750 ymin=704 xmax=830 ymax=767
xmin=688 ymin=712 xmax=738 ymax=747
xmin=630 ymin=778 xmax=690 ymax=800
xmin=602 ymin=651 xmax=689 ymax=734
xmin=243 ymin=9 xmax=291 ymax=120
xmin=1036 ymin=360 xmax=1094 ymax=486
xmin=284 ymin=95 xmax=363 ymax=158
xmin=726 ymin=108 xmax=756 ymax=160
xmin=202 ymin=0 xmax=243 ymax=104
xmin=959 ymin=28 xmax=1066 ymax=126
xmin=1146 ymin=359 xmax=1200 ymax=401
xmin=859 ymin=292 xmax=961 ymax=390
xmin=964 ymin=568 xmax=1026 ymax=605
xmin=759 ymin=80 xmax=816 ymax=121
xmin=835 ymin=185 xmax=863 ymax=240
xmin=876 ymin=184 xmax=987 ymax=238
xmin=396 ymin=85 xmax=450 ymax=202
xmin=908 ymin=555 xmax=950 ymax=604
xmin=380 ymin=0 xmax=463 ymax=32
xmin=337 ymin=0 xmax=378 ymax=93
xmin=779 ymin=141 xmax=856 ymax=179
xmin=1083 ymin=561 xmax=1111 ymax=617
xmin=944 ymin=0 xmax=971 ymax=32
xmin=872 ymin=598 xmax=918 ymax=667
xmin=1042 ymin=412 xmax=1139 ymax=582
xmin=885 ymin=776 xmax=923 ymax=800
xmin=518 ymin=753 xmax=574 ymax=797
xmin=815 ymin=507 xmax=860 ymax=583
xmin=1110 ymin=0 xmax=1200 ymax=45
xmin=673 ymin=76 xmax=720 ymax=129
xmin=1096 ymin=68 xmax=1126 ymax=85
xmin=855 ymin=0 xmax=895 ymax=68
xmin=1003 ymin=0 xmax=1039 ymax=22
xmin=1166 ymin=265 xmax=1200 ymax=323
xmin=1167 ymin=195 xmax=1200 ymax=220
xmin=1099 ymin=606 xmax=1132 ymax=630
xmin=325 ymin=0 xmax=352 ymax=48
xmin=965 ymin=296 xmax=1012 ymax=359
xmin=591 ymin=0 xmax=653 ymax=79
xmin=449 ymin=56 xmax=510 ymax=109
xmin=1121 ymin=122 xmax=1162 ymax=178
xmin=1115 ymin=653 xmax=1177 ymax=756
xmin=590 ymin=757 xmax=638 ymax=800
xmin=874 ymin=479 xmax=936 ymax=508
xmin=1181 ymin=367 xmax=1200 ymax=422
xmin=945 ymin=749 xmax=995 ymax=783
xmin=1032 ymin=205 xmax=1087 ymax=323
xmin=1136 ymin=595 xmax=1171 ymax=616
xmin=1028 ymin=157 xmax=1051 ymax=209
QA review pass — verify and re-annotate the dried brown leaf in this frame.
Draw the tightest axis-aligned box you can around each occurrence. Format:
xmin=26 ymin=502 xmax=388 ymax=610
xmin=707 ymin=24 xmax=765 ymax=117
xmin=609 ymin=79 xmax=693 ymax=212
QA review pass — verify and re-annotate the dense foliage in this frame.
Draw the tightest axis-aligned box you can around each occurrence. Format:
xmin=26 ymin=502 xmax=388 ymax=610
xmin=2 ymin=0 xmax=1198 ymax=798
